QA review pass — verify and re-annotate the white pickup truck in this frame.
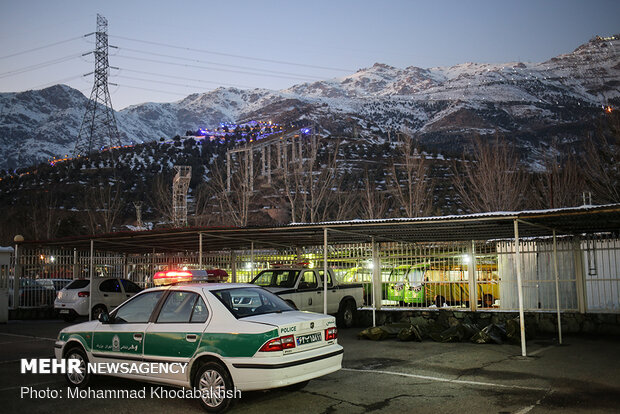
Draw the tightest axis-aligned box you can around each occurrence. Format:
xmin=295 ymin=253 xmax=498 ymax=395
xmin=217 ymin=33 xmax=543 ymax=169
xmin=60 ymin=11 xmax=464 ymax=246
xmin=250 ymin=266 xmax=363 ymax=328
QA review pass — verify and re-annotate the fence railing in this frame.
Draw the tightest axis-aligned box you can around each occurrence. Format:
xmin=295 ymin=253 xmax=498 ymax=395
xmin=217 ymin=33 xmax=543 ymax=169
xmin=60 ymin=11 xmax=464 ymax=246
xmin=2 ymin=235 xmax=619 ymax=313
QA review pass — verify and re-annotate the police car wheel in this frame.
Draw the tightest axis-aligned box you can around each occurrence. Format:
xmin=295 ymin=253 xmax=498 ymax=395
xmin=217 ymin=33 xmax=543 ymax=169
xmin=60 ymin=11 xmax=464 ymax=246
xmin=194 ymin=361 xmax=234 ymax=413
xmin=64 ymin=347 xmax=91 ymax=388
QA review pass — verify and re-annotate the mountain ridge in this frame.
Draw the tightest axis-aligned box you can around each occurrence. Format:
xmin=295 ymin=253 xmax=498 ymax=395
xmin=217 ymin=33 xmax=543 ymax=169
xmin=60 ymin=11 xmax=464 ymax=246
xmin=0 ymin=34 xmax=618 ymax=171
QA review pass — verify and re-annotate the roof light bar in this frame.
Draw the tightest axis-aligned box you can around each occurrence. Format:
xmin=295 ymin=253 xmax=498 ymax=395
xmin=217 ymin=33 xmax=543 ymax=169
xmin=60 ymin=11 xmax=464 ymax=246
xmin=153 ymin=269 xmax=228 ymax=286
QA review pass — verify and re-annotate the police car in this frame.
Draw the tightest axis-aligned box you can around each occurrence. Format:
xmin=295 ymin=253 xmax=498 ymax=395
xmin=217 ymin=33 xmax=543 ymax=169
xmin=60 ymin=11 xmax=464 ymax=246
xmin=54 ymin=270 xmax=343 ymax=412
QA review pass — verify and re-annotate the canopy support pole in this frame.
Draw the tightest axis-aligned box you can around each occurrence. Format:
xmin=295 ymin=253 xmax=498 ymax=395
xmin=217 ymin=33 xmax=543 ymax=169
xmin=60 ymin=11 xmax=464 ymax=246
xmin=199 ymin=232 xmax=203 ymax=268
xmin=250 ymin=242 xmax=254 ymax=281
xmin=323 ymin=227 xmax=328 ymax=315
xmin=89 ymin=239 xmax=94 ymax=321
xmin=371 ymin=237 xmax=378 ymax=326
xmin=513 ymin=220 xmax=527 ymax=357
xmin=553 ymin=230 xmax=563 ymax=344
xmin=468 ymin=240 xmax=477 ymax=311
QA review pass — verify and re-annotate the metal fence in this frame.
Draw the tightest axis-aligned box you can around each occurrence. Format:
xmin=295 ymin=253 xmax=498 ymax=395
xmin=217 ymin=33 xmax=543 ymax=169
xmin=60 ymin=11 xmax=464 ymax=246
xmin=497 ymin=239 xmax=579 ymax=312
xmin=2 ymin=235 xmax=619 ymax=314
xmin=583 ymin=237 xmax=620 ymax=312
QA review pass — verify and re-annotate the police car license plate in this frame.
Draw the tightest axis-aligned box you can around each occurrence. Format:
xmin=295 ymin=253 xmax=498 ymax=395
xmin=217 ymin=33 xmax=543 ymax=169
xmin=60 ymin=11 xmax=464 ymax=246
xmin=296 ymin=332 xmax=322 ymax=346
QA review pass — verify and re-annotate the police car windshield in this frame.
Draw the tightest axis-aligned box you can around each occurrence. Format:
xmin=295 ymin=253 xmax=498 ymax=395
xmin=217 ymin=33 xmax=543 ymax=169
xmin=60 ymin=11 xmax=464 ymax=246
xmin=251 ymin=269 xmax=299 ymax=288
xmin=212 ymin=287 xmax=294 ymax=319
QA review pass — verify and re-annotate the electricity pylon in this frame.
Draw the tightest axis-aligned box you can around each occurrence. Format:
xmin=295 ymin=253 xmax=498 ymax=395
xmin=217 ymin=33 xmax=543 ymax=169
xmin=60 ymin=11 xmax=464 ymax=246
xmin=74 ymin=14 xmax=122 ymax=156
xmin=172 ymin=166 xmax=192 ymax=227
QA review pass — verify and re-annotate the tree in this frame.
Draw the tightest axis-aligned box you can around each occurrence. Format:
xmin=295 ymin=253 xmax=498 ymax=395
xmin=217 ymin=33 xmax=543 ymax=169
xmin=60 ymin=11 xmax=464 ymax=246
xmin=385 ymin=133 xmax=434 ymax=217
xmin=25 ymin=187 xmax=61 ymax=240
xmin=360 ymin=169 xmax=389 ymax=219
xmin=582 ymin=112 xmax=620 ymax=204
xmin=276 ymin=138 xmax=343 ymax=223
xmin=452 ymin=135 xmax=529 ymax=213
xmin=149 ymin=174 xmax=175 ymax=225
xmin=203 ymin=150 xmax=260 ymax=227
xmin=534 ymin=142 xmax=584 ymax=209
xmin=85 ymin=181 xmax=124 ymax=234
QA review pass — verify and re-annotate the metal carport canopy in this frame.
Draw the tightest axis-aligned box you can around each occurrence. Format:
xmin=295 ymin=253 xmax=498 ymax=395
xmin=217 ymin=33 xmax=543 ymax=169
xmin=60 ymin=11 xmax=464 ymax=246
xmin=19 ymin=204 xmax=620 ymax=254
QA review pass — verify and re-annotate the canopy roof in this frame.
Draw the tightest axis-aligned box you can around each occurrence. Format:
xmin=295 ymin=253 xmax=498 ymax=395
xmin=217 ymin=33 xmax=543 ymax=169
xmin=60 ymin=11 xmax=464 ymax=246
xmin=19 ymin=204 xmax=620 ymax=254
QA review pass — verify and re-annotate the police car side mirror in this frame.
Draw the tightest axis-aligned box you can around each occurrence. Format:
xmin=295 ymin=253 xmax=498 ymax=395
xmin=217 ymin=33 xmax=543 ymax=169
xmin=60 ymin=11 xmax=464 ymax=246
xmin=98 ymin=312 xmax=111 ymax=324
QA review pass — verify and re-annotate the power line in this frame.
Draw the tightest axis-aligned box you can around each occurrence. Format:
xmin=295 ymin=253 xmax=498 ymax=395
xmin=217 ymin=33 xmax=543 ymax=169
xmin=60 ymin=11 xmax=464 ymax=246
xmin=33 ymin=74 xmax=87 ymax=90
xmin=0 ymin=35 xmax=86 ymax=60
xmin=115 ymin=68 xmax=255 ymax=89
xmin=116 ymin=74 xmax=218 ymax=92
xmin=113 ymin=83 xmax=192 ymax=97
xmin=110 ymin=34 xmax=354 ymax=72
xmin=0 ymin=52 xmax=85 ymax=79
xmin=116 ymin=46 xmax=325 ymax=80
xmin=0 ymin=15 xmax=92 ymax=43
xmin=114 ymin=54 xmax=318 ymax=82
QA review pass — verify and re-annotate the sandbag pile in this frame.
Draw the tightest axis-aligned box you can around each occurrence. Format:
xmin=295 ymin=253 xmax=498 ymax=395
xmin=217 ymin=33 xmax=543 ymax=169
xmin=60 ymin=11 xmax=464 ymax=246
xmin=358 ymin=314 xmax=523 ymax=345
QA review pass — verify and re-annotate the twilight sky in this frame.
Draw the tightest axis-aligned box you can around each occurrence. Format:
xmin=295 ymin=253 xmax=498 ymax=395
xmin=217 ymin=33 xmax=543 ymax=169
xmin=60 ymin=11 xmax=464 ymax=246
xmin=0 ymin=0 xmax=618 ymax=109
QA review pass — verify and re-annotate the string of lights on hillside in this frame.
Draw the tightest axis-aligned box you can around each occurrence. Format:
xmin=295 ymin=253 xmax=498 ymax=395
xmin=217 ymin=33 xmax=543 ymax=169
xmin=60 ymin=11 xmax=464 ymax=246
xmin=42 ymin=120 xmax=305 ymax=168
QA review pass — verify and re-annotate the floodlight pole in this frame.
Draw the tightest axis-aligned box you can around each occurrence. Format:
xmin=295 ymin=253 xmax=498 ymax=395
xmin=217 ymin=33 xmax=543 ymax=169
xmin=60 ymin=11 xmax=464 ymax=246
xmin=73 ymin=248 xmax=78 ymax=279
xmin=513 ymin=220 xmax=527 ymax=357
xmin=12 ymin=243 xmax=20 ymax=311
xmin=552 ymin=230 xmax=563 ymax=344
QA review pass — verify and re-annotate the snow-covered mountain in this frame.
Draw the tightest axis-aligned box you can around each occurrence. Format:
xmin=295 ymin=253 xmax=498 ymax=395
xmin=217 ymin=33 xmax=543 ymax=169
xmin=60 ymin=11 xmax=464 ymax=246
xmin=0 ymin=85 xmax=87 ymax=170
xmin=1 ymin=35 xmax=618 ymax=171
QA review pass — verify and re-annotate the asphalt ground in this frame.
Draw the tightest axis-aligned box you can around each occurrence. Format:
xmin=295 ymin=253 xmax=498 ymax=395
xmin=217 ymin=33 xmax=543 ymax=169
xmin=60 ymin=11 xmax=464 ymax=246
xmin=1 ymin=319 xmax=620 ymax=414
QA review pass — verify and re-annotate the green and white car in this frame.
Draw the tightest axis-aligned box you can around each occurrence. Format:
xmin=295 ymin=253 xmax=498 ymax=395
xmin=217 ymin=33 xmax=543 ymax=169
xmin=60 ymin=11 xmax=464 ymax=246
xmin=54 ymin=278 xmax=343 ymax=412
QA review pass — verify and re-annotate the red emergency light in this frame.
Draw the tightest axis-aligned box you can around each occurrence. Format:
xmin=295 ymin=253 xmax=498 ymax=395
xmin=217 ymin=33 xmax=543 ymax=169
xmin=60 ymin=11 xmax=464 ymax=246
xmin=153 ymin=269 xmax=229 ymax=286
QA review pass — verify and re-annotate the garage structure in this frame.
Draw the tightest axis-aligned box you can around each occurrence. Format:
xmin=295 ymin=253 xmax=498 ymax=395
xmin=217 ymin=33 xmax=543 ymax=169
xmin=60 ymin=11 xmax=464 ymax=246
xmin=3 ymin=204 xmax=620 ymax=356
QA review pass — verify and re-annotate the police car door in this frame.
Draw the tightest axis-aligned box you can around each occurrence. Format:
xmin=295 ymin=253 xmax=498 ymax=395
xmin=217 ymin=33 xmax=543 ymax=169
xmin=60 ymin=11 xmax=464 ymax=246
xmin=91 ymin=290 xmax=165 ymax=371
xmin=298 ymin=270 xmax=322 ymax=312
xmin=143 ymin=290 xmax=209 ymax=383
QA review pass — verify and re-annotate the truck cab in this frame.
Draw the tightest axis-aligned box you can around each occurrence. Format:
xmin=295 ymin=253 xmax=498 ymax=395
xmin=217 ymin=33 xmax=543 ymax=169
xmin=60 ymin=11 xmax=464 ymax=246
xmin=251 ymin=265 xmax=362 ymax=328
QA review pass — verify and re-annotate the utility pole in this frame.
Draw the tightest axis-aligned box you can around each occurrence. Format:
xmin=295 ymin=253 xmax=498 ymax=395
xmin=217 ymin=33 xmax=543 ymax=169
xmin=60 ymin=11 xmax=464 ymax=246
xmin=74 ymin=14 xmax=122 ymax=157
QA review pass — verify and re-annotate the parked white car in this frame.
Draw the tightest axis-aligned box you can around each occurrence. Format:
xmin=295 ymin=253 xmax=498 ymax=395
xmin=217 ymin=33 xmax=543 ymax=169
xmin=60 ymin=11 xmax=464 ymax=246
xmin=54 ymin=278 xmax=142 ymax=321
xmin=55 ymin=280 xmax=342 ymax=412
